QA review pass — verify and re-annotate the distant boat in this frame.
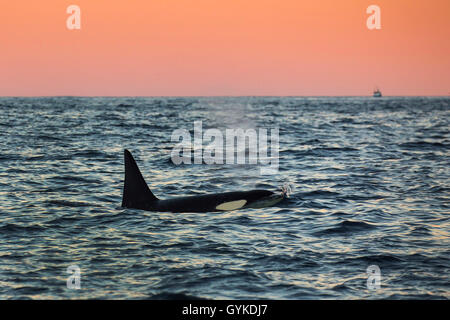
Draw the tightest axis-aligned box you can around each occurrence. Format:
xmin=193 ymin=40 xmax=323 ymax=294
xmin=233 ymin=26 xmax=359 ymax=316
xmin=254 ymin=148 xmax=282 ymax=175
xmin=373 ymin=87 xmax=382 ymax=98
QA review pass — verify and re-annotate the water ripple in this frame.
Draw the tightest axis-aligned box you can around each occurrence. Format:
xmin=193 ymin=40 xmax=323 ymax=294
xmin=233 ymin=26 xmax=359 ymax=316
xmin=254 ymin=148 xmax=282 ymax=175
xmin=0 ymin=96 xmax=448 ymax=299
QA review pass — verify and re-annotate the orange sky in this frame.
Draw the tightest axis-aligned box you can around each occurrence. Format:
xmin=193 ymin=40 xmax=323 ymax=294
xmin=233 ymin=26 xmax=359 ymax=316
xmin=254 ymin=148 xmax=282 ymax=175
xmin=1 ymin=0 xmax=449 ymax=96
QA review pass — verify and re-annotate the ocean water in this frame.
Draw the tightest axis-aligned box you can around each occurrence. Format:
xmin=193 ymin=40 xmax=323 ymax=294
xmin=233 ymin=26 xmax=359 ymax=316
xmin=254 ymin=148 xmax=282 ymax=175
xmin=0 ymin=96 xmax=448 ymax=300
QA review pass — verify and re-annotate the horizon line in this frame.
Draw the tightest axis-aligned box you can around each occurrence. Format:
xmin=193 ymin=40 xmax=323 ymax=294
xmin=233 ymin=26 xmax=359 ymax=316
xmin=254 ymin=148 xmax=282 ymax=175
xmin=0 ymin=94 xmax=449 ymax=98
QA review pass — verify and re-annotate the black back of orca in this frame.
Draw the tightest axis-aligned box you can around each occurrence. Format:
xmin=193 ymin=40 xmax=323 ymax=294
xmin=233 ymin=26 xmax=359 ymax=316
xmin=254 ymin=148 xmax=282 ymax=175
xmin=121 ymin=149 xmax=283 ymax=213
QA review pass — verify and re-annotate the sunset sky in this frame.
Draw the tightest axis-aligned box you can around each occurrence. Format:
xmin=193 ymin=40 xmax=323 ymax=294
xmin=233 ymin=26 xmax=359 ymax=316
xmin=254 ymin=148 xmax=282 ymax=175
xmin=1 ymin=0 xmax=449 ymax=96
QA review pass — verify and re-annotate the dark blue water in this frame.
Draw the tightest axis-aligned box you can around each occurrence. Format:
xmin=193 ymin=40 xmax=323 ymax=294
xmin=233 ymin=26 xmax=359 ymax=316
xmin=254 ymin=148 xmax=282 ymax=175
xmin=0 ymin=97 xmax=448 ymax=299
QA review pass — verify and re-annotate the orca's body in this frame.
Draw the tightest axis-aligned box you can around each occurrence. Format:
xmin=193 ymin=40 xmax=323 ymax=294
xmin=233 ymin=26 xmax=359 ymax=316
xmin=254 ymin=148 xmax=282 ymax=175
xmin=121 ymin=149 xmax=284 ymax=213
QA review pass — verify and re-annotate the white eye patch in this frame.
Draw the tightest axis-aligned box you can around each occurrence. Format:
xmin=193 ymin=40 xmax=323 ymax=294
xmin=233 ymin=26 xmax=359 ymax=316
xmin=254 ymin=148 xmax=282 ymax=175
xmin=215 ymin=200 xmax=247 ymax=211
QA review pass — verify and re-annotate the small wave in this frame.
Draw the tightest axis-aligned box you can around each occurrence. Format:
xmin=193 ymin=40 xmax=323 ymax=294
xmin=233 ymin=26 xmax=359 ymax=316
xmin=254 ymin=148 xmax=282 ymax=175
xmin=0 ymin=223 xmax=45 ymax=233
xmin=116 ymin=103 xmax=133 ymax=108
xmin=72 ymin=149 xmax=112 ymax=158
xmin=342 ymin=254 xmax=404 ymax=265
xmin=227 ymin=215 xmax=254 ymax=224
xmin=314 ymin=220 xmax=376 ymax=236
xmin=24 ymin=155 xmax=45 ymax=161
xmin=12 ymin=286 xmax=49 ymax=296
xmin=191 ymin=242 xmax=234 ymax=254
xmin=48 ymin=175 xmax=100 ymax=184
xmin=254 ymin=253 xmax=320 ymax=268
xmin=386 ymin=293 xmax=448 ymax=300
xmin=33 ymin=134 xmax=62 ymax=141
xmin=46 ymin=215 xmax=82 ymax=225
xmin=408 ymin=226 xmax=432 ymax=236
xmin=342 ymin=194 xmax=384 ymax=201
xmin=330 ymin=211 xmax=352 ymax=217
xmin=300 ymin=190 xmax=340 ymax=198
xmin=313 ymin=146 xmax=359 ymax=152
xmin=46 ymin=200 xmax=91 ymax=207
xmin=332 ymin=117 xmax=356 ymax=124
xmin=331 ymin=283 xmax=351 ymax=291
xmin=399 ymin=141 xmax=448 ymax=151
xmin=429 ymin=186 xmax=449 ymax=193
xmin=149 ymin=292 xmax=207 ymax=300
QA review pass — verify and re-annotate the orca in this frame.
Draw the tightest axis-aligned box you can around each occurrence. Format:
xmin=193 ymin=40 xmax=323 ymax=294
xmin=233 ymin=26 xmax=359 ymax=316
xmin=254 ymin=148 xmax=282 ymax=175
xmin=121 ymin=149 xmax=285 ymax=213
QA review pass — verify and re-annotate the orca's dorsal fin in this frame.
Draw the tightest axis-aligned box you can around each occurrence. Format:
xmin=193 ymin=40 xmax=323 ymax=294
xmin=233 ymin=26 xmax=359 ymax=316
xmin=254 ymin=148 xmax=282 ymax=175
xmin=122 ymin=149 xmax=158 ymax=208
